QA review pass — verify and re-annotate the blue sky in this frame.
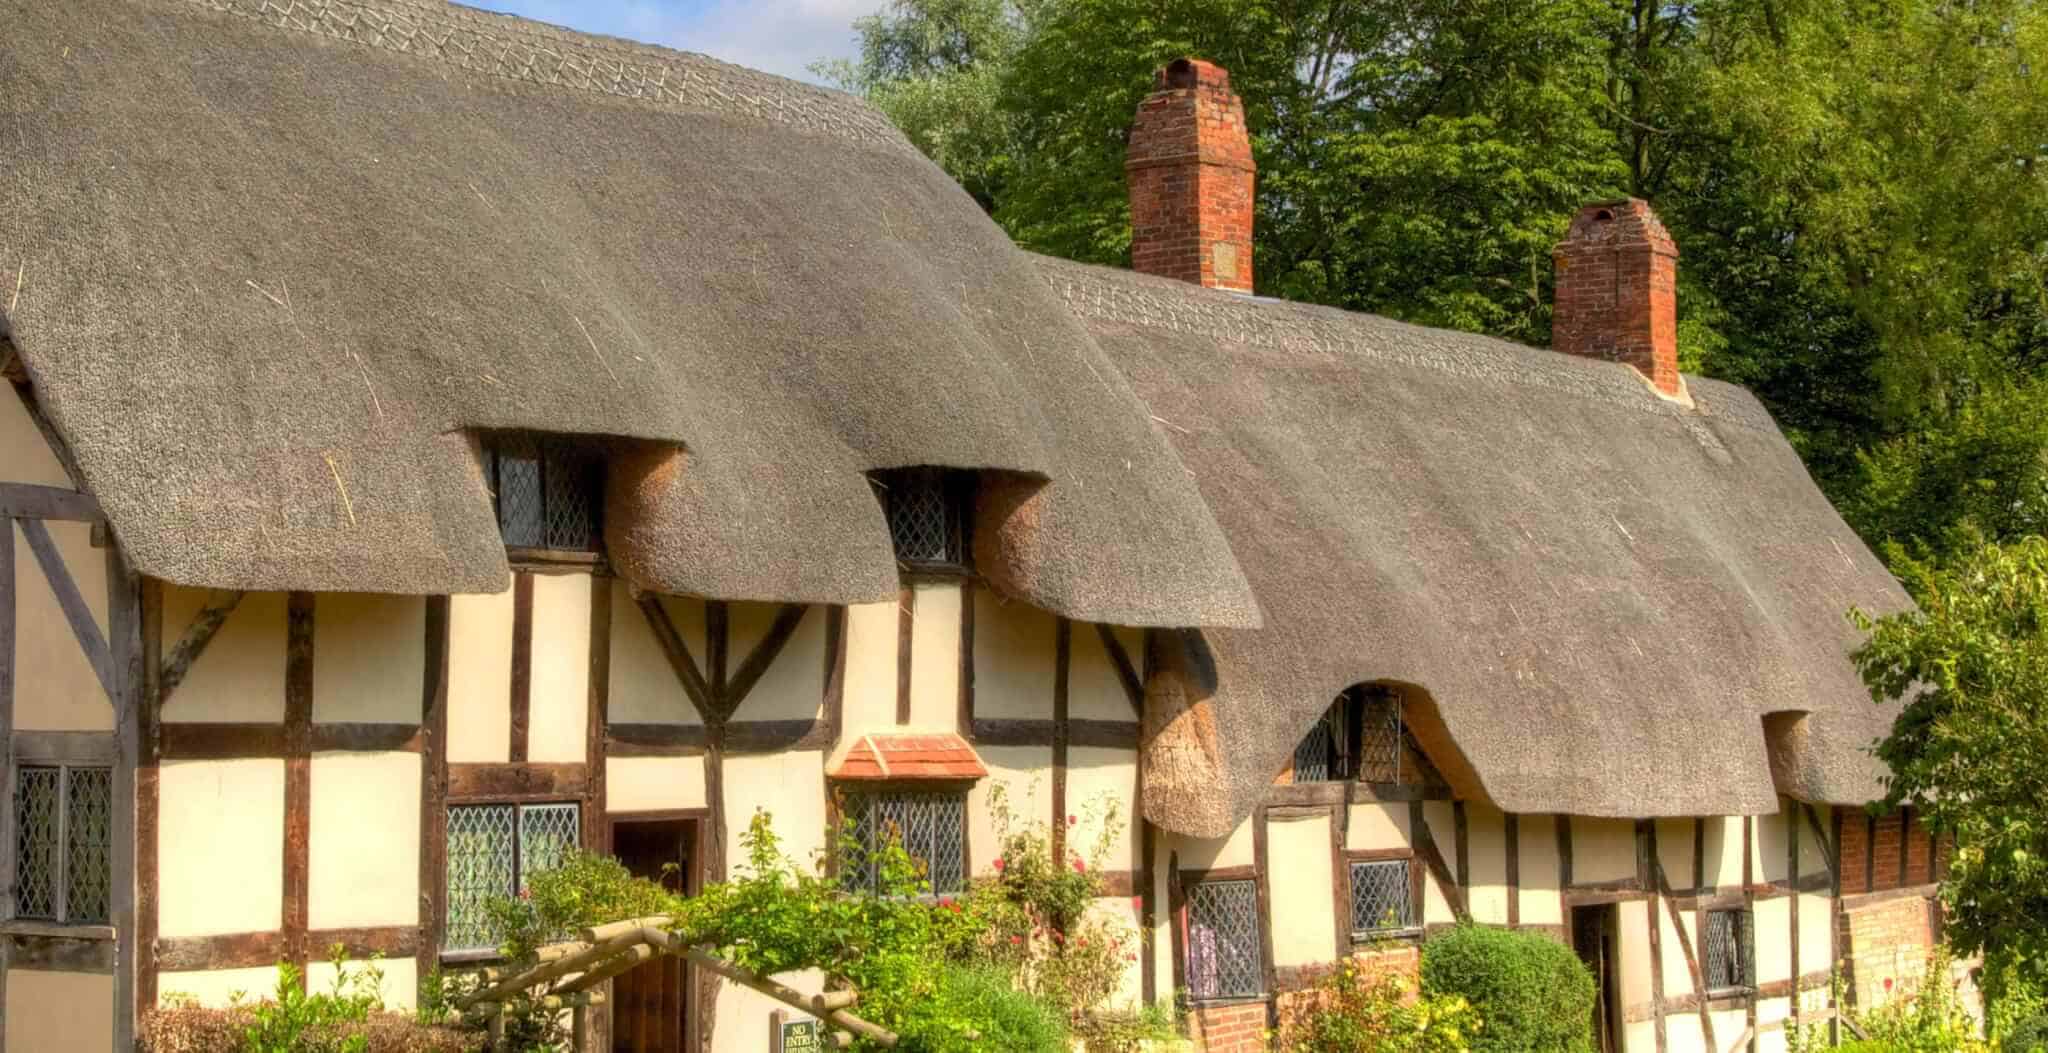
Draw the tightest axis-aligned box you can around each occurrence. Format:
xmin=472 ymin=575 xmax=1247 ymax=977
xmin=463 ymin=1 xmax=890 ymax=84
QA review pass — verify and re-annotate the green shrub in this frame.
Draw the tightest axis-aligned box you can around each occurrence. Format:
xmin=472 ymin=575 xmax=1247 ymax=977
xmin=1279 ymin=961 xmax=1479 ymax=1053
xmin=893 ymin=965 xmax=1068 ymax=1053
xmin=1421 ymin=924 xmax=1595 ymax=1053
xmin=2005 ymin=1015 xmax=2048 ymax=1053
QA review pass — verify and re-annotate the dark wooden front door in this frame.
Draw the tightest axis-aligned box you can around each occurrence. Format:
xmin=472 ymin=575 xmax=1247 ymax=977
xmin=610 ymin=818 xmax=696 ymax=1053
xmin=1572 ymin=905 xmax=1622 ymax=1053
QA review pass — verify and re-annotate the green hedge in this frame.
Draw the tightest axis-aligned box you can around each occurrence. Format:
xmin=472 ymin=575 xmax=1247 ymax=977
xmin=1420 ymin=924 xmax=1597 ymax=1053
xmin=2006 ymin=1014 xmax=2048 ymax=1053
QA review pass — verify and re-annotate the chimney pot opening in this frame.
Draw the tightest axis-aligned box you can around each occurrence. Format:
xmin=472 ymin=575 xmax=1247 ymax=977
xmin=1593 ymin=208 xmax=1614 ymax=222
xmin=1166 ymin=59 xmax=1197 ymax=89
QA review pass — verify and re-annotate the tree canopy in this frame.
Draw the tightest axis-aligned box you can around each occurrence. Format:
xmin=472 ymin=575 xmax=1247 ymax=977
xmin=819 ymin=0 xmax=2048 ymax=560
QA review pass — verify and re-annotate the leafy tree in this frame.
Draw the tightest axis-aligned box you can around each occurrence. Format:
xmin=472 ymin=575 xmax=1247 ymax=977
xmin=1854 ymin=538 xmax=2048 ymax=994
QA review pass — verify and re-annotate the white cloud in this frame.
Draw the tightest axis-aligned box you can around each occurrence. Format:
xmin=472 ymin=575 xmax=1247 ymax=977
xmin=466 ymin=0 xmax=890 ymax=84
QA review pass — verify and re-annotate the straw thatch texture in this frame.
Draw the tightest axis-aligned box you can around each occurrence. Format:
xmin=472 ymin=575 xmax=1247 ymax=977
xmin=1043 ymin=258 xmax=1911 ymax=833
xmin=0 ymin=0 xmax=1255 ymax=627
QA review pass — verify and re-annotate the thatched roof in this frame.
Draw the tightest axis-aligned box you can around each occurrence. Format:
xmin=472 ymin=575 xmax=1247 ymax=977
xmin=1042 ymin=258 xmax=1911 ymax=833
xmin=0 ymin=0 xmax=1256 ymax=627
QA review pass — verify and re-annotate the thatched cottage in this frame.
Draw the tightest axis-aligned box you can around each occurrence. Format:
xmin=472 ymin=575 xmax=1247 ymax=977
xmin=0 ymin=2 xmax=1949 ymax=1051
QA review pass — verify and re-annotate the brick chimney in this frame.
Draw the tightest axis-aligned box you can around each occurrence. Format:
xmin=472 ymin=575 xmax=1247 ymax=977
xmin=1126 ymin=59 xmax=1255 ymax=292
xmin=1552 ymin=199 xmax=1682 ymax=396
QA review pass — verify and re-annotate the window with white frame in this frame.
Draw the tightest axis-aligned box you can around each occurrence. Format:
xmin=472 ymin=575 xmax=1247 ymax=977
xmin=14 ymin=765 xmax=112 ymax=924
xmin=1348 ymin=858 xmax=1415 ymax=937
xmin=1185 ymin=878 xmax=1263 ymax=1000
xmin=1702 ymin=908 xmax=1754 ymax=992
xmin=838 ymin=789 xmax=967 ymax=896
xmin=443 ymin=802 xmax=581 ymax=952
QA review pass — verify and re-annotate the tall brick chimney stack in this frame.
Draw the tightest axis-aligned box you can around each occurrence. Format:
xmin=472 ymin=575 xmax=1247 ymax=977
xmin=1552 ymin=199 xmax=1682 ymax=396
xmin=1126 ymin=59 xmax=1255 ymax=292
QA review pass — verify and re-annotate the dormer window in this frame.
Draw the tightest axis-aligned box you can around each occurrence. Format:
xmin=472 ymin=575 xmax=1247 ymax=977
xmin=1292 ymin=685 xmax=1404 ymax=784
xmin=484 ymin=435 xmax=605 ymax=554
xmin=872 ymin=467 xmax=972 ymax=570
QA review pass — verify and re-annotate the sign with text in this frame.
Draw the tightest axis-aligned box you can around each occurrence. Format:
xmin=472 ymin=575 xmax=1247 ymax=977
xmin=773 ymin=1012 xmax=824 ymax=1053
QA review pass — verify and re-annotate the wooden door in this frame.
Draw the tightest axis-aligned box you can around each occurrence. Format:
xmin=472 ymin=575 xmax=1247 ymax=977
xmin=610 ymin=817 xmax=695 ymax=1053
xmin=1572 ymin=905 xmax=1622 ymax=1053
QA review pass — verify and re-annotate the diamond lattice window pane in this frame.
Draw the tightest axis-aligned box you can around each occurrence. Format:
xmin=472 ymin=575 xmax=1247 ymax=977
xmin=1357 ymin=688 xmax=1403 ymax=783
xmin=445 ymin=804 xmax=517 ymax=951
xmin=841 ymin=790 xmax=966 ymax=895
xmin=1703 ymin=909 xmax=1753 ymax=990
xmin=1293 ymin=705 xmax=1337 ymax=782
xmin=494 ymin=447 xmax=546 ymax=549
xmin=1348 ymin=860 xmax=1412 ymax=934
xmin=1187 ymin=880 xmax=1262 ymax=1000
xmin=876 ymin=469 xmax=961 ymax=566
xmin=15 ymin=767 xmax=59 ymax=920
xmin=519 ymin=803 xmax=581 ymax=881
xmin=64 ymin=768 xmax=112 ymax=924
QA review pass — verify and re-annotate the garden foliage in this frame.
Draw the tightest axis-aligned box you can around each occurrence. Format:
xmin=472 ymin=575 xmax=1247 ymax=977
xmin=1419 ymin=924 xmax=1595 ymax=1053
xmin=1278 ymin=959 xmax=1479 ymax=1053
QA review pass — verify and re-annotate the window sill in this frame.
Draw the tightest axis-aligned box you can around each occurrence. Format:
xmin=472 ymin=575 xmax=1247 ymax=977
xmin=0 ymin=920 xmax=115 ymax=941
xmin=439 ymin=948 xmax=501 ymax=965
xmin=1350 ymin=927 xmax=1424 ymax=945
xmin=505 ymin=547 xmax=606 ymax=571
xmin=1185 ymin=994 xmax=1269 ymax=1009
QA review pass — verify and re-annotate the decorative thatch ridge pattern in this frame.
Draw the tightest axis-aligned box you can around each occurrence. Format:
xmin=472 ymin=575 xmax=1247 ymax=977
xmin=1043 ymin=256 xmax=1912 ymax=833
xmin=172 ymin=0 xmax=907 ymax=148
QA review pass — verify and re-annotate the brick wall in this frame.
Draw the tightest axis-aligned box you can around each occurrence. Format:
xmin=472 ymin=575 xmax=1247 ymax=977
xmin=1551 ymin=199 xmax=1682 ymax=395
xmin=1840 ymin=810 xmax=1945 ymax=895
xmin=1125 ymin=58 xmax=1256 ymax=292
xmin=1189 ymin=1000 xmax=1268 ymax=1053
xmin=1840 ymin=892 xmax=1936 ymax=1010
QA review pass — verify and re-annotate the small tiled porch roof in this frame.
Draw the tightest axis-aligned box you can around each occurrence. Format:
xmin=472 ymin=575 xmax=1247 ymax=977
xmin=830 ymin=734 xmax=988 ymax=781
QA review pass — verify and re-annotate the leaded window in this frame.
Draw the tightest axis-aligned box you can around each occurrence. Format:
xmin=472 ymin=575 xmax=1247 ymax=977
xmin=1702 ymin=909 xmax=1754 ymax=992
xmin=444 ymin=802 xmax=581 ymax=952
xmin=1292 ymin=685 xmax=1403 ymax=783
xmin=839 ymin=790 xmax=967 ymax=896
xmin=484 ymin=436 xmax=605 ymax=552
xmin=1348 ymin=859 xmax=1414 ymax=936
xmin=1186 ymin=879 xmax=1262 ymax=1000
xmin=13 ymin=765 xmax=111 ymax=924
xmin=872 ymin=468 xmax=968 ymax=568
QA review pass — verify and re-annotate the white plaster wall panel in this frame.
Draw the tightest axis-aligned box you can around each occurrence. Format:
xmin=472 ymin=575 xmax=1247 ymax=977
xmin=447 ymin=589 xmax=513 ymax=763
xmin=1085 ymin=895 xmax=1145 ymax=1009
xmin=1625 ymin=1020 xmax=1657 ymax=1053
xmin=1164 ymin=819 xmax=1254 ymax=873
xmin=306 ymin=957 xmax=418 ymax=1013
xmin=1798 ymin=891 xmax=1834 ymax=980
xmin=157 ymin=966 xmax=281 ymax=1007
xmin=161 ymin=586 xmax=285 ymax=724
xmin=1798 ymin=805 xmax=1831 ymax=877
xmin=1752 ymin=896 xmax=1793 ymax=984
xmin=908 ymin=583 xmax=961 ymax=730
xmin=839 ymin=601 xmax=898 ymax=740
xmin=1710 ymin=1010 xmax=1749 ymax=1051
xmin=1066 ymin=747 xmax=1137 ymax=869
xmin=312 ymin=593 xmax=424 ymax=724
xmin=1665 ymin=1014 xmax=1707 ymax=1053
xmin=711 ymin=969 xmax=827 ymax=1053
xmin=1754 ymin=995 xmax=1795 ymax=1048
xmin=609 ymin=586 xmax=700 ymax=726
xmin=0 ymin=389 xmax=75 ymax=487
xmin=1755 ymin=807 xmax=1790 ymax=884
xmin=1655 ymin=818 xmax=1695 ymax=889
xmin=1618 ymin=899 xmax=1652 ymax=1007
xmin=1464 ymin=803 xmax=1509 ymax=925
xmin=1268 ymin=813 xmax=1337 ymax=968
xmin=308 ymin=751 xmax=419 ymax=930
xmin=1346 ymin=802 xmax=1408 ymax=851
xmin=726 ymin=602 xmax=825 ymax=723
xmin=1659 ymin=899 xmax=1697 ymax=997
xmin=12 ymin=520 xmax=114 ymax=731
xmin=1421 ymin=853 xmax=1452 ymax=924
xmin=971 ymin=590 xmax=1055 ymax=720
xmin=607 ymin=755 xmax=709 ymax=814
xmin=1067 ymin=621 xmax=1136 ymax=723
xmin=1574 ymin=818 xmax=1639 ymax=884
xmin=1422 ymin=800 xmax=1456 ymax=917
xmin=527 ymin=572 xmax=592 ymax=763
xmin=969 ymin=748 xmax=1052 ymax=876
xmin=1150 ymin=838 xmax=1174 ymax=1003
xmin=724 ymin=751 xmax=827 ymax=872
xmin=658 ymin=595 xmax=709 ymax=660
xmin=1703 ymin=816 xmax=1746 ymax=889
xmin=1516 ymin=814 xmax=1563 ymax=925
xmin=6 ymin=968 xmax=114 ymax=1051
xmin=159 ymin=758 xmax=285 ymax=939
